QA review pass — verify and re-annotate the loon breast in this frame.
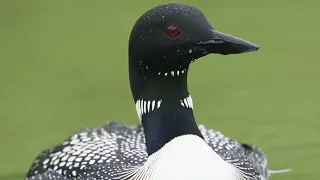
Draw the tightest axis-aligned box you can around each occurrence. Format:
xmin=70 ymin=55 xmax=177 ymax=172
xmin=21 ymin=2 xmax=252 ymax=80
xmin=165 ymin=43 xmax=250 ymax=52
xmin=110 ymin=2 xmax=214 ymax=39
xmin=118 ymin=134 xmax=242 ymax=180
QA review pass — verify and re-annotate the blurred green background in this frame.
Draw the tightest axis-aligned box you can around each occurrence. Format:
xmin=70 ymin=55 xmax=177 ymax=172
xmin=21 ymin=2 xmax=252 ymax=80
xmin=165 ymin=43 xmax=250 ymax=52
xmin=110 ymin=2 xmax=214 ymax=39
xmin=0 ymin=0 xmax=319 ymax=179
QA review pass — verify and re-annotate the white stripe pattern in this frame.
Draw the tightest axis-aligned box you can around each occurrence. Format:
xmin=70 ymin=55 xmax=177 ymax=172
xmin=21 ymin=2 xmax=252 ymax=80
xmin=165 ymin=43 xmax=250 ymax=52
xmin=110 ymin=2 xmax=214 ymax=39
xmin=136 ymin=99 xmax=162 ymax=121
xmin=180 ymin=94 xmax=194 ymax=109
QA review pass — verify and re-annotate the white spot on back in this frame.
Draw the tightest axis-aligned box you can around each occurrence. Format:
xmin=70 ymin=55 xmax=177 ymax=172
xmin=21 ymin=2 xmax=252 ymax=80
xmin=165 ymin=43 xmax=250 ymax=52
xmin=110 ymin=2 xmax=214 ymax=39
xmin=43 ymin=158 xmax=50 ymax=165
xmin=59 ymin=161 xmax=66 ymax=167
xmin=68 ymin=156 xmax=76 ymax=162
xmin=89 ymin=160 xmax=95 ymax=165
xmin=74 ymin=162 xmax=80 ymax=167
xmin=66 ymin=162 xmax=72 ymax=167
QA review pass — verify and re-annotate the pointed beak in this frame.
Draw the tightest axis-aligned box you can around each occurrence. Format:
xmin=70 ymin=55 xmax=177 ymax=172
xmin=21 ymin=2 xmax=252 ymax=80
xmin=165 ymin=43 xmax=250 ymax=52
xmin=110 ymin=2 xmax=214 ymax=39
xmin=197 ymin=29 xmax=259 ymax=55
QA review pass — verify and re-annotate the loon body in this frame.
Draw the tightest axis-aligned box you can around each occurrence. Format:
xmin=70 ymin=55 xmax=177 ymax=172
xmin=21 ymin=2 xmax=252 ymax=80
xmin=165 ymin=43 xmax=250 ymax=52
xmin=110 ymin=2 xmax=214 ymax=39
xmin=27 ymin=122 xmax=277 ymax=180
xmin=26 ymin=3 xmax=290 ymax=180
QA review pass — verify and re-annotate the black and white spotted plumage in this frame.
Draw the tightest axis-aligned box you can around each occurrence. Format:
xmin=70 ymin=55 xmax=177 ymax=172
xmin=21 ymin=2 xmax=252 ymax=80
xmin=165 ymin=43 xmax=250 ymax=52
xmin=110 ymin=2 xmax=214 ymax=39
xmin=26 ymin=121 xmax=269 ymax=180
xmin=24 ymin=3 xmax=294 ymax=179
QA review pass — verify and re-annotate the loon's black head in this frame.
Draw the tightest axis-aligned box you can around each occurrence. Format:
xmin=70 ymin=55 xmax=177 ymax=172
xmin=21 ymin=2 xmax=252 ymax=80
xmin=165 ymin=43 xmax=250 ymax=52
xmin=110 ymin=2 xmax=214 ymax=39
xmin=129 ymin=3 xmax=258 ymax=101
xmin=128 ymin=3 xmax=259 ymax=155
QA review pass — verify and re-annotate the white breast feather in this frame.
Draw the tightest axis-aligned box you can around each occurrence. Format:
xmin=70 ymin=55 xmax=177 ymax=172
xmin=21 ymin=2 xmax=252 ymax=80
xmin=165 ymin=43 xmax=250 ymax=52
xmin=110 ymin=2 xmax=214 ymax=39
xmin=118 ymin=134 xmax=245 ymax=180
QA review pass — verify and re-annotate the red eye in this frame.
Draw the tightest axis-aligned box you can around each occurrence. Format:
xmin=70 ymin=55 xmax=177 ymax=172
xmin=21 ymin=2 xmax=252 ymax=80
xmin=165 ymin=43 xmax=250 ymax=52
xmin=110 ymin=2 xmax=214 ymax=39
xmin=166 ymin=26 xmax=181 ymax=38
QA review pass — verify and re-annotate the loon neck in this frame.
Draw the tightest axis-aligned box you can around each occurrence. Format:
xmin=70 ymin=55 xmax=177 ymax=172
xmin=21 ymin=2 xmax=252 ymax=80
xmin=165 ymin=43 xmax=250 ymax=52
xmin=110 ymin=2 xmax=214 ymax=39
xmin=130 ymin=62 xmax=203 ymax=155
xmin=142 ymin=101 xmax=203 ymax=155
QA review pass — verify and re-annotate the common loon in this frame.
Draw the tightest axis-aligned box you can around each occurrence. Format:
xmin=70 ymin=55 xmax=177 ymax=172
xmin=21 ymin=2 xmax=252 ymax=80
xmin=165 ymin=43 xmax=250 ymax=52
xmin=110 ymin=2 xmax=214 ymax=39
xmin=26 ymin=3 xmax=290 ymax=180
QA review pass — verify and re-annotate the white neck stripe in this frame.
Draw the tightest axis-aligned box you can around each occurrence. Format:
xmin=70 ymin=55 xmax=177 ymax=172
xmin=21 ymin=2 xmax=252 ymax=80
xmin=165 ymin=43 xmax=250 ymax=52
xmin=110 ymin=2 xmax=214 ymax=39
xmin=135 ymin=95 xmax=193 ymax=121
xmin=136 ymin=99 xmax=162 ymax=121
xmin=180 ymin=95 xmax=194 ymax=109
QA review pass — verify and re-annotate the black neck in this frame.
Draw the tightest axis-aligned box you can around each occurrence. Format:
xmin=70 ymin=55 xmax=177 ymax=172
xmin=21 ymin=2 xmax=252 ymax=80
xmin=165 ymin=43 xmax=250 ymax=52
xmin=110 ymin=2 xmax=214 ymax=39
xmin=129 ymin=59 xmax=203 ymax=155
xmin=142 ymin=102 xmax=203 ymax=155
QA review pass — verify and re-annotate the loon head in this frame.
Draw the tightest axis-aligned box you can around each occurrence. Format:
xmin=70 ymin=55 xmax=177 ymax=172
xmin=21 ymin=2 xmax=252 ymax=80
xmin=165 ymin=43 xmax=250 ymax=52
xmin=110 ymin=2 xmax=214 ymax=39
xmin=129 ymin=3 xmax=258 ymax=91
xmin=128 ymin=3 xmax=259 ymax=155
xmin=128 ymin=2 xmax=258 ymax=108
